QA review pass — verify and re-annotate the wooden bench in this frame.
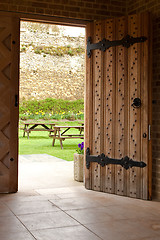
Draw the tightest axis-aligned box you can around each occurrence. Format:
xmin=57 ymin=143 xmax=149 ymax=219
xmin=22 ymin=122 xmax=55 ymax=139
xmin=49 ymin=126 xmax=84 ymax=149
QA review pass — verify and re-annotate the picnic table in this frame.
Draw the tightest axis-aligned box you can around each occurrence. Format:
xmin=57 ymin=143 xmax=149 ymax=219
xmin=22 ymin=122 xmax=55 ymax=139
xmin=50 ymin=125 xmax=84 ymax=149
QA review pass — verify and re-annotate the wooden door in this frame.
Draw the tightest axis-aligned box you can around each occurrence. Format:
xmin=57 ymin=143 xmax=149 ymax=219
xmin=85 ymin=13 xmax=152 ymax=200
xmin=0 ymin=15 xmax=20 ymax=193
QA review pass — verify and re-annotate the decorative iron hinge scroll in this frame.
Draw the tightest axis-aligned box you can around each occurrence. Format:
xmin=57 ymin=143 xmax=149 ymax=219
xmin=87 ymin=34 xmax=147 ymax=58
xmin=86 ymin=148 xmax=147 ymax=170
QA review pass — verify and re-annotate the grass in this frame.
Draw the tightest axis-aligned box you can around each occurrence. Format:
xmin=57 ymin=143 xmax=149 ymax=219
xmin=19 ymin=121 xmax=84 ymax=161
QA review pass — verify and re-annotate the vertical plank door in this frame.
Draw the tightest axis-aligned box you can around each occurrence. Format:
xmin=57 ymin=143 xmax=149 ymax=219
xmin=0 ymin=15 xmax=20 ymax=193
xmin=85 ymin=13 xmax=152 ymax=200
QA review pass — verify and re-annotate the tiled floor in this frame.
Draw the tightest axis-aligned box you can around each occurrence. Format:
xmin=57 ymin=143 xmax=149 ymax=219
xmin=0 ymin=154 xmax=160 ymax=240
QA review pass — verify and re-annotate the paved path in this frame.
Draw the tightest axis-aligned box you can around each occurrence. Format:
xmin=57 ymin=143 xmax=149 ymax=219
xmin=19 ymin=154 xmax=82 ymax=191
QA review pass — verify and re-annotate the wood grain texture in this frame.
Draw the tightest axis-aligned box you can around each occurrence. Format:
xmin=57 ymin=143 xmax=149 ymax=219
xmin=128 ymin=14 xmax=140 ymax=198
xmin=147 ymin=13 xmax=152 ymax=200
xmin=103 ymin=18 xmax=116 ymax=193
xmin=0 ymin=17 xmax=12 ymax=193
xmin=92 ymin=21 xmax=102 ymax=191
xmin=0 ymin=16 xmax=19 ymax=193
xmin=140 ymin=13 xmax=151 ymax=200
xmin=85 ymin=22 xmax=93 ymax=190
xmin=82 ymin=13 xmax=151 ymax=199
xmin=115 ymin=16 xmax=128 ymax=196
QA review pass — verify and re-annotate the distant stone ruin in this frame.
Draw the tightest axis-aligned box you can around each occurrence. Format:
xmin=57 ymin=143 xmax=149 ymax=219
xmin=20 ymin=22 xmax=85 ymax=101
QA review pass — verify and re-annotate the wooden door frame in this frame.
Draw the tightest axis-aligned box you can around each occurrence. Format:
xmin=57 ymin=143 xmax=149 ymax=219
xmin=0 ymin=11 xmax=152 ymax=198
xmin=0 ymin=10 xmax=88 ymax=192
xmin=0 ymin=10 xmax=89 ymax=27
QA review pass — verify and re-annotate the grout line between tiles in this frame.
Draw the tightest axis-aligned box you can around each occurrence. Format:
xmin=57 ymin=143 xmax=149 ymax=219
xmin=48 ymin=200 xmax=104 ymax=240
xmin=2 ymin=198 xmax=102 ymax=239
xmin=2 ymin=202 xmax=37 ymax=240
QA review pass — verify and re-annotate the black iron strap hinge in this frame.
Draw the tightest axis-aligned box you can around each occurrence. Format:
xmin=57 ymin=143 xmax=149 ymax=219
xmin=87 ymin=34 xmax=147 ymax=58
xmin=86 ymin=148 xmax=146 ymax=170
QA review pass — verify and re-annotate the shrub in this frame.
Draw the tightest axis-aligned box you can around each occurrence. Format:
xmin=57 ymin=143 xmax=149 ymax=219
xmin=19 ymin=98 xmax=84 ymax=120
xmin=20 ymin=47 xmax=26 ymax=52
xmin=33 ymin=45 xmax=84 ymax=56
xmin=34 ymin=49 xmax=41 ymax=54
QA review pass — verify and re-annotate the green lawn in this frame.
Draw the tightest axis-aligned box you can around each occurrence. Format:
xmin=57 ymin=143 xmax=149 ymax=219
xmin=19 ymin=121 xmax=83 ymax=161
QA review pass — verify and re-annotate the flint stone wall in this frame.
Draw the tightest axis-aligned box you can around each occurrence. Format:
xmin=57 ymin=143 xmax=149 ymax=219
xmin=20 ymin=22 xmax=85 ymax=101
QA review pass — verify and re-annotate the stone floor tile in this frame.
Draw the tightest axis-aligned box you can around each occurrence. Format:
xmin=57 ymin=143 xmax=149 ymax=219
xmin=0 ymin=216 xmax=26 ymax=233
xmin=87 ymin=195 xmax=122 ymax=208
xmin=1 ymin=154 xmax=159 ymax=240
xmin=66 ymin=186 xmax=86 ymax=192
xmin=49 ymin=197 xmax=102 ymax=210
xmin=66 ymin=207 xmax=112 ymax=224
xmin=56 ymin=189 xmax=112 ymax=200
xmin=35 ymin=194 xmax=62 ymax=200
xmin=31 ymin=225 xmax=101 ymax=240
xmin=138 ymin=237 xmax=160 ymax=240
xmin=5 ymin=200 xmax=60 ymax=215
xmin=0 ymin=231 xmax=35 ymax=240
xmin=0 ymin=202 xmax=14 ymax=217
xmin=85 ymin=219 xmax=160 ymax=240
xmin=141 ymin=220 xmax=160 ymax=237
xmin=18 ymin=211 xmax=79 ymax=230
xmin=2 ymin=194 xmax=59 ymax=203
xmin=56 ymin=192 xmax=90 ymax=199
xmin=56 ymin=191 xmax=104 ymax=199
xmin=98 ymin=204 xmax=159 ymax=221
xmin=0 ymin=190 xmax=39 ymax=202
xmin=36 ymin=187 xmax=76 ymax=195
xmin=85 ymin=221 xmax=128 ymax=240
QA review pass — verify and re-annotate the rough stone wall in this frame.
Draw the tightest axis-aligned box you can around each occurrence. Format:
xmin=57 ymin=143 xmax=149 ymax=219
xmin=20 ymin=22 xmax=85 ymax=100
xmin=127 ymin=0 xmax=160 ymax=200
